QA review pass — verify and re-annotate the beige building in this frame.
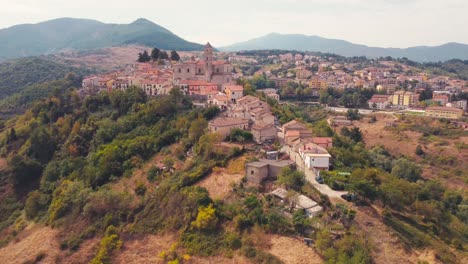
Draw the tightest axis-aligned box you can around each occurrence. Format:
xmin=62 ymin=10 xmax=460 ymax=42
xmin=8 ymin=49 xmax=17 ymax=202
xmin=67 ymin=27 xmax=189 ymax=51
xmin=173 ymin=43 xmax=233 ymax=86
xmin=208 ymin=117 xmax=249 ymax=138
xmin=251 ymin=123 xmax=277 ymax=143
xmin=392 ymin=91 xmax=416 ymax=107
xmin=425 ymin=107 xmax=463 ymax=119
xmin=224 ymin=85 xmax=244 ymax=103
xmin=245 ymin=159 xmax=295 ymax=185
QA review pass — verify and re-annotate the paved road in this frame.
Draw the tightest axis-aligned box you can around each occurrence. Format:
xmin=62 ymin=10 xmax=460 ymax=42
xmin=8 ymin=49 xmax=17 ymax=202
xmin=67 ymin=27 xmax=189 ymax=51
xmin=282 ymin=146 xmax=347 ymax=200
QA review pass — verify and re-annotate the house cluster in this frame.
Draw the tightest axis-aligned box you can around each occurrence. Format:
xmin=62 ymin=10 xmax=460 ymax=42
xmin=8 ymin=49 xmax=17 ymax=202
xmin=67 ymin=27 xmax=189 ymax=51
xmin=80 ymin=42 xmax=243 ymax=100
xmin=208 ymin=91 xmax=279 ymax=144
xmin=81 ymin=63 xmax=174 ymax=96
xmin=239 ymin=51 xmax=467 ymax=117
xmin=279 ymin=120 xmax=333 ymax=174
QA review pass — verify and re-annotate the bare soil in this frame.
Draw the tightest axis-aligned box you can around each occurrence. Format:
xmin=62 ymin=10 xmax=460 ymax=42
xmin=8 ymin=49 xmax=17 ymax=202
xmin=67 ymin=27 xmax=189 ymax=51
xmin=0 ymin=225 xmax=60 ymax=264
xmin=196 ymin=155 xmax=248 ymax=200
xmin=267 ymin=235 xmax=323 ymax=264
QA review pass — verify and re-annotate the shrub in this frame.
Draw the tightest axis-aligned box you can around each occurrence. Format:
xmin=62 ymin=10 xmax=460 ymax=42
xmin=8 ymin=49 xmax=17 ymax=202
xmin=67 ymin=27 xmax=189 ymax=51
xmin=25 ymin=191 xmax=50 ymax=220
xmin=147 ymin=166 xmax=162 ymax=182
xmin=192 ymin=204 xmax=218 ymax=230
xmin=135 ymin=182 xmax=147 ymax=196
xmin=90 ymin=226 xmax=122 ymax=264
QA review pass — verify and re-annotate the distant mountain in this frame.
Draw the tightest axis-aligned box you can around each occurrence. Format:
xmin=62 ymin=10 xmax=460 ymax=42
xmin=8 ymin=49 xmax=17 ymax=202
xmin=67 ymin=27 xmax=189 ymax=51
xmin=221 ymin=33 xmax=468 ymax=62
xmin=0 ymin=18 xmax=204 ymax=60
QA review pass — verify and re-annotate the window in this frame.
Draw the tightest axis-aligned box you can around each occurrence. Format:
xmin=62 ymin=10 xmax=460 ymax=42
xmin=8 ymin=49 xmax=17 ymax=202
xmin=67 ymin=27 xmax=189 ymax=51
xmin=187 ymin=68 xmax=190 ymax=73
xmin=216 ymin=68 xmax=219 ymax=73
xmin=178 ymin=68 xmax=181 ymax=73
xmin=198 ymin=68 xmax=201 ymax=73
xmin=251 ymin=170 xmax=254 ymax=175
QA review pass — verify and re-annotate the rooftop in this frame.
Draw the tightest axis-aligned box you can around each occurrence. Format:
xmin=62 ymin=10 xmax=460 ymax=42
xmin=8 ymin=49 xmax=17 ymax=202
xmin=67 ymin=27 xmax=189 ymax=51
xmin=209 ymin=117 xmax=249 ymax=127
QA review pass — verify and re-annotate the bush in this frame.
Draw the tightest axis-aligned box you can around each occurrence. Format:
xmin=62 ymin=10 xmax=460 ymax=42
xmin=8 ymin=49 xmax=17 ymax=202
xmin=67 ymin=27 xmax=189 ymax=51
xmin=147 ymin=166 xmax=162 ymax=182
xmin=229 ymin=128 xmax=253 ymax=142
xmin=90 ymin=226 xmax=122 ymax=264
xmin=135 ymin=182 xmax=147 ymax=196
xmin=25 ymin=191 xmax=50 ymax=220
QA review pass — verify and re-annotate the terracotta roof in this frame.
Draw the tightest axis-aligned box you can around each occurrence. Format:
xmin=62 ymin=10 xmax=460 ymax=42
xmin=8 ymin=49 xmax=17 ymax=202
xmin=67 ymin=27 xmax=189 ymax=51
xmin=285 ymin=130 xmax=300 ymax=137
xmin=209 ymin=117 xmax=249 ymax=127
xmin=252 ymin=122 xmax=275 ymax=130
xmin=225 ymin=85 xmax=244 ymax=91
xmin=214 ymin=95 xmax=228 ymax=101
xmin=185 ymin=80 xmax=217 ymax=86
xmin=311 ymin=137 xmax=333 ymax=144
xmin=213 ymin=61 xmax=228 ymax=65
xmin=237 ymin=95 xmax=259 ymax=104
xmin=426 ymin=106 xmax=463 ymax=112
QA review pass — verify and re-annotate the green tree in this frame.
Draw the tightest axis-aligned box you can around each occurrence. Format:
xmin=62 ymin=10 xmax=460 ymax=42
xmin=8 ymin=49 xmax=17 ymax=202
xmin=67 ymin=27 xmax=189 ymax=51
xmin=346 ymin=109 xmax=361 ymax=120
xmin=277 ymin=166 xmax=305 ymax=191
xmin=415 ymin=145 xmax=424 ymax=156
xmin=189 ymin=115 xmax=208 ymax=143
xmin=138 ymin=50 xmax=151 ymax=62
xmin=151 ymin=48 xmax=160 ymax=61
xmin=170 ymin=50 xmax=180 ymax=61
xmin=159 ymin=51 xmax=169 ymax=60
xmin=391 ymin=158 xmax=422 ymax=182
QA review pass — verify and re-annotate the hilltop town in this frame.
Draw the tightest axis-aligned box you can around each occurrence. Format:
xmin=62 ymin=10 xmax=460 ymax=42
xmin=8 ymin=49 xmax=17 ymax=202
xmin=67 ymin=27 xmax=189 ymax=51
xmin=0 ymin=42 xmax=466 ymax=264
xmin=81 ymin=44 xmax=467 ymax=122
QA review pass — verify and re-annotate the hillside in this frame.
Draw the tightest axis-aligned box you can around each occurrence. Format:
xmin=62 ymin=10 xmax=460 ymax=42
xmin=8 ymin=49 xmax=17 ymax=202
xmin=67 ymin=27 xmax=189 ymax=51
xmin=0 ymin=18 xmax=204 ymax=60
xmin=0 ymin=57 xmax=91 ymax=99
xmin=221 ymin=33 xmax=468 ymax=62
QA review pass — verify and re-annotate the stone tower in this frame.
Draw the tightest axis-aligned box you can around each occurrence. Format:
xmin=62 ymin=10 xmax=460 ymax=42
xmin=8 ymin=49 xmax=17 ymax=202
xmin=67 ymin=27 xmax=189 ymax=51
xmin=204 ymin=42 xmax=214 ymax=81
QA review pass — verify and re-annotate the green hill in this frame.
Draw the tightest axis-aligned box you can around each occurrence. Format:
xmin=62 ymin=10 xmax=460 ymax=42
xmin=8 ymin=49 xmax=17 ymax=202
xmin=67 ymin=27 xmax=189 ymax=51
xmin=0 ymin=18 xmax=204 ymax=60
xmin=0 ymin=57 xmax=91 ymax=98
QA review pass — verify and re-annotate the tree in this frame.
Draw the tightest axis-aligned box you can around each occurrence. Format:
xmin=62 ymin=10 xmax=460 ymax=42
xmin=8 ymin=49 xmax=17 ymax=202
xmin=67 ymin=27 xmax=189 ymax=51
xmin=341 ymin=127 xmax=363 ymax=142
xmin=159 ymin=51 xmax=169 ymax=60
xmin=415 ymin=145 xmax=424 ymax=156
xmin=391 ymin=158 xmax=422 ymax=182
xmin=346 ymin=109 xmax=361 ymax=120
xmin=192 ymin=204 xmax=218 ymax=230
xmin=189 ymin=115 xmax=208 ymax=143
xmin=151 ymin=48 xmax=160 ymax=61
xmin=170 ymin=50 xmax=180 ymax=61
xmin=277 ymin=166 xmax=305 ymax=191
xmin=137 ymin=50 xmax=151 ymax=62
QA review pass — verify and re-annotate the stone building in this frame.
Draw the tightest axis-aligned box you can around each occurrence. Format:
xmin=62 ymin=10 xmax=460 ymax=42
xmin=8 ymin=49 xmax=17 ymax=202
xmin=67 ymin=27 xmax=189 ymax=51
xmin=245 ymin=159 xmax=295 ymax=185
xmin=173 ymin=43 xmax=233 ymax=86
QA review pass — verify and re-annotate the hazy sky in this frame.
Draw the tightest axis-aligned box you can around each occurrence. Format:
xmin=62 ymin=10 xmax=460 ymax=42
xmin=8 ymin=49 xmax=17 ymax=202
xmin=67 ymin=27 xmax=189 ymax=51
xmin=1 ymin=0 xmax=467 ymax=47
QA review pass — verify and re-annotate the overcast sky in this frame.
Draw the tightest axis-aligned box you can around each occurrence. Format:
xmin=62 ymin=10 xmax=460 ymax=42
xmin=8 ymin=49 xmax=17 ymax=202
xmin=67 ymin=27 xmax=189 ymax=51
xmin=1 ymin=0 xmax=467 ymax=48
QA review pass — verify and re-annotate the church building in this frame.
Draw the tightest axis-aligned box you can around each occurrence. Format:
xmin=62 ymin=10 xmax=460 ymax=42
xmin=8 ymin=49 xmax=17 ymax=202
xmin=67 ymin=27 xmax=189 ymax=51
xmin=173 ymin=43 xmax=233 ymax=86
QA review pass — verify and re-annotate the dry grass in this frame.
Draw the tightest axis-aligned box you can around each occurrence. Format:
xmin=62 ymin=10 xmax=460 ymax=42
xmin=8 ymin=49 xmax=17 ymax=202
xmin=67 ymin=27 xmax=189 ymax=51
xmin=53 ymin=45 xmax=149 ymax=72
xmin=196 ymin=155 xmax=248 ymax=200
xmin=113 ymin=233 xmax=178 ymax=264
xmin=267 ymin=235 xmax=322 ymax=264
xmin=0 ymin=225 xmax=60 ymax=264
xmin=353 ymin=114 xmax=468 ymax=192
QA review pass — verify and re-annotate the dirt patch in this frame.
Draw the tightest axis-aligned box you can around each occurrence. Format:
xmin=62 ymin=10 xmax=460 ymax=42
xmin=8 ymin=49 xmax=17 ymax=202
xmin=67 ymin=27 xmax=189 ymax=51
xmin=196 ymin=155 xmax=248 ymax=199
xmin=0 ymin=225 xmax=60 ymax=264
xmin=189 ymin=255 xmax=250 ymax=264
xmin=267 ymin=235 xmax=323 ymax=264
xmin=58 ymin=237 xmax=100 ymax=264
xmin=113 ymin=233 xmax=178 ymax=264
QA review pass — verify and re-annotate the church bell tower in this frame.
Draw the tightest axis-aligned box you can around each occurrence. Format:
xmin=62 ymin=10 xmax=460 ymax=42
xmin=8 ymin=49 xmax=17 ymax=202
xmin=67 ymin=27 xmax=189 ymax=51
xmin=204 ymin=42 xmax=214 ymax=81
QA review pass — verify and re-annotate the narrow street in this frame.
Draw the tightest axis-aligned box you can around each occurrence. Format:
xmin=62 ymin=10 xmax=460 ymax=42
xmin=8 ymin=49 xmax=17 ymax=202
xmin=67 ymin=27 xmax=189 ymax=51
xmin=282 ymin=145 xmax=347 ymax=200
